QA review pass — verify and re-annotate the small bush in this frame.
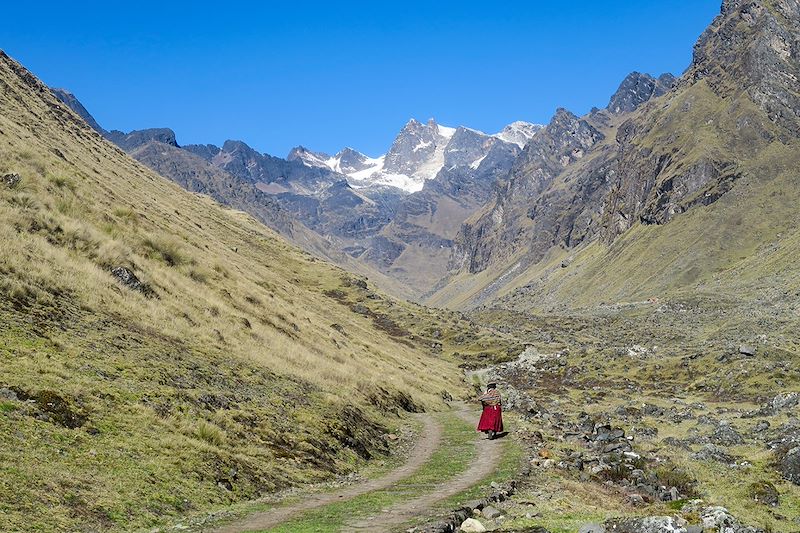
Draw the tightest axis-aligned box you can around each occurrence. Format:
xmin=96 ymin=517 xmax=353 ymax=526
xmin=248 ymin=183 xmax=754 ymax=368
xmin=1 ymin=278 xmax=39 ymax=308
xmin=749 ymin=480 xmax=779 ymax=506
xmin=95 ymin=241 xmax=134 ymax=270
xmin=654 ymin=464 xmax=699 ymax=497
xmin=188 ymin=267 xmax=210 ymax=284
xmin=112 ymin=206 xmax=139 ymax=225
xmin=213 ymin=263 xmax=230 ymax=278
xmin=61 ymin=222 xmax=100 ymax=256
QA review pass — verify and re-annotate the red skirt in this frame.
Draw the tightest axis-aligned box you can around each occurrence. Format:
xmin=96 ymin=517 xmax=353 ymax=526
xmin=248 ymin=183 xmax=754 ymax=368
xmin=477 ymin=404 xmax=503 ymax=432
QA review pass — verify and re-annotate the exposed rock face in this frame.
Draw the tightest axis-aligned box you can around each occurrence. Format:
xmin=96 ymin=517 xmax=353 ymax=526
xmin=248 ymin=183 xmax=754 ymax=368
xmin=780 ymin=446 xmax=800 ymax=484
xmin=450 ymin=108 xmax=607 ymax=274
xmin=332 ymin=147 xmax=374 ymax=174
xmin=383 ymin=118 xmax=453 ymax=182
xmin=607 ymin=72 xmax=676 ymax=114
xmin=687 ymin=0 xmax=800 ymax=136
xmin=106 ymin=128 xmax=179 ymax=151
xmin=286 ymin=145 xmax=331 ymax=168
xmin=442 ymin=0 xmax=800 ymax=308
xmin=495 ymin=121 xmax=544 ymax=148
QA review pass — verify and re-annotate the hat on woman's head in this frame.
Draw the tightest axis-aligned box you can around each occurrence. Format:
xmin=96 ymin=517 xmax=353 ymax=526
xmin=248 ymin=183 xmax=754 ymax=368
xmin=487 ymin=382 xmax=497 ymax=389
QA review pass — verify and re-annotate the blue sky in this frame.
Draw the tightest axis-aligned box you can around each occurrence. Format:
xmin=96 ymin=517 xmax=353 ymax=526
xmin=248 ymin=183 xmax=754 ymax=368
xmin=4 ymin=1 xmax=720 ymax=157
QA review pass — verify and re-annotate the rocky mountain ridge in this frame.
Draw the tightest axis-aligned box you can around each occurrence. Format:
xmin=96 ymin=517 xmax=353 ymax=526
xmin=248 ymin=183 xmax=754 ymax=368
xmin=433 ymin=0 xmax=800 ymax=311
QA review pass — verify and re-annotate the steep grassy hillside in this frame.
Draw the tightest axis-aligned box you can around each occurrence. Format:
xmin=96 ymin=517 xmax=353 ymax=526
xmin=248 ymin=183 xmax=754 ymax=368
xmin=0 ymin=51 xmax=515 ymax=532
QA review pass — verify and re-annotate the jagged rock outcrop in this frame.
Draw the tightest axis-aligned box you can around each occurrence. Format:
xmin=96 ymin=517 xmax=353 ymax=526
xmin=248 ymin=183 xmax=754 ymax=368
xmin=443 ymin=0 xmax=800 ymax=308
xmin=105 ymin=128 xmax=179 ymax=151
xmin=686 ymin=0 xmax=800 ymax=136
xmin=607 ymin=72 xmax=676 ymax=114
xmin=450 ymin=108 xmax=607 ymax=274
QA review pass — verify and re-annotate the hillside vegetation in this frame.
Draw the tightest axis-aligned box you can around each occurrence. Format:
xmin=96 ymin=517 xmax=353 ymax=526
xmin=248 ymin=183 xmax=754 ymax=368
xmin=0 ymin=51 xmax=517 ymax=532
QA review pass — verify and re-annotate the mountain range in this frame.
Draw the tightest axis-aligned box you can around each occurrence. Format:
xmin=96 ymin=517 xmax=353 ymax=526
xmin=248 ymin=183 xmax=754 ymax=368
xmin=54 ymin=71 xmax=692 ymax=301
xmin=52 ymin=89 xmax=543 ymax=296
xmin=53 ymin=0 xmax=800 ymax=322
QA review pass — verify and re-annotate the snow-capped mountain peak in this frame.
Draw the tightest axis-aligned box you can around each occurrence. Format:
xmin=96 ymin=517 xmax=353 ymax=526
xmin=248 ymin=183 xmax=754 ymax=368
xmin=287 ymin=146 xmax=331 ymax=169
xmin=493 ymin=121 xmax=543 ymax=148
xmin=294 ymin=118 xmax=542 ymax=193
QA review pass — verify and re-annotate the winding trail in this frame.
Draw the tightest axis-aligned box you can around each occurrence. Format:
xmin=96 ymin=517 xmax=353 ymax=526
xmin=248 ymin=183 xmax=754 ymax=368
xmin=210 ymin=414 xmax=443 ymax=533
xmin=342 ymin=408 xmax=503 ymax=532
xmin=209 ymin=405 xmax=504 ymax=533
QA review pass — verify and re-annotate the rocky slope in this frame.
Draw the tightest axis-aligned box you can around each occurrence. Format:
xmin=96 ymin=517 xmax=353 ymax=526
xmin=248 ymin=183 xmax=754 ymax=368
xmin=434 ymin=0 xmax=800 ymax=313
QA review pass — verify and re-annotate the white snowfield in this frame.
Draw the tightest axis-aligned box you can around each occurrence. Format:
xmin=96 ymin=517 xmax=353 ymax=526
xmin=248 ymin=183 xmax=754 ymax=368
xmin=297 ymin=119 xmax=542 ymax=193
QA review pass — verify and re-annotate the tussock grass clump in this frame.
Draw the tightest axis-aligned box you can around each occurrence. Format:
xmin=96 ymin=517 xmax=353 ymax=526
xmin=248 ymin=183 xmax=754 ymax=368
xmin=141 ymin=234 xmax=192 ymax=267
xmin=193 ymin=420 xmax=227 ymax=447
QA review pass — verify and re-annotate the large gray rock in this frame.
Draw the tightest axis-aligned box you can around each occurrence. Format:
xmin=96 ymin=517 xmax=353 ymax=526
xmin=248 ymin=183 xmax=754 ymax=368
xmin=700 ymin=506 xmax=763 ymax=532
xmin=738 ymin=345 xmax=757 ymax=356
xmin=459 ymin=518 xmax=487 ymax=533
xmin=692 ymin=444 xmax=738 ymax=464
xmin=1 ymin=172 xmax=21 ymax=189
xmin=603 ymin=516 xmax=687 ymax=532
xmin=709 ymin=422 xmax=744 ymax=446
xmin=779 ymin=446 xmax=800 ymax=485
xmin=481 ymin=505 xmax=502 ymax=519
xmin=770 ymin=392 xmax=800 ymax=412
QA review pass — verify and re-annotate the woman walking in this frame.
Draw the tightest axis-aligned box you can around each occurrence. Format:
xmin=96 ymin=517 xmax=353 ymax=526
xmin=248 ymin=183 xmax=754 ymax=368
xmin=477 ymin=382 xmax=503 ymax=440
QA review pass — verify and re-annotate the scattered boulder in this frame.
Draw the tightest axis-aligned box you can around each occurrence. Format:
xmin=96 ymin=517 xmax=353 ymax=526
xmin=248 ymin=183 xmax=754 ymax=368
xmin=709 ymin=422 xmax=744 ymax=446
xmin=770 ymin=392 xmax=800 ymax=412
xmin=110 ymin=266 xmax=156 ymax=297
xmin=700 ymin=506 xmax=747 ymax=532
xmin=748 ymin=480 xmax=779 ymax=506
xmin=692 ymin=444 xmax=738 ymax=464
xmin=1 ymin=172 xmax=21 ymax=188
xmin=459 ymin=518 xmax=486 ymax=533
xmin=778 ymin=446 xmax=800 ymax=485
xmin=738 ymin=345 xmax=757 ymax=356
xmin=603 ymin=516 xmax=687 ymax=532
xmin=753 ymin=420 xmax=770 ymax=433
xmin=350 ymin=303 xmax=370 ymax=315
xmin=11 ymin=388 xmax=86 ymax=428
xmin=0 ymin=388 xmax=18 ymax=401
xmin=579 ymin=525 xmax=606 ymax=533
xmin=481 ymin=505 xmax=502 ymax=519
